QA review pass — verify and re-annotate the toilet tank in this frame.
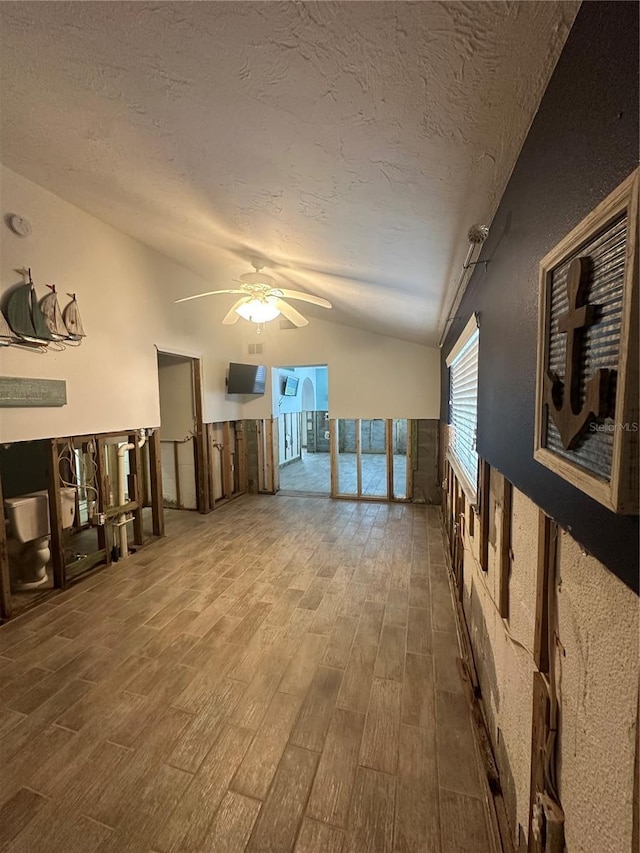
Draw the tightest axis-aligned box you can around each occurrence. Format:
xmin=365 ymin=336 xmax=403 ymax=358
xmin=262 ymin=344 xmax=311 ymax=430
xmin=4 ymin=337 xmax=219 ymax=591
xmin=4 ymin=488 xmax=77 ymax=542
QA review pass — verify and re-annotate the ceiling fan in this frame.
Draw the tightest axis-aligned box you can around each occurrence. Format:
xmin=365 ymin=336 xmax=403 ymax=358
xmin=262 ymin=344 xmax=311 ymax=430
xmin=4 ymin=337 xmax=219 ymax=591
xmin=175 ymin=262 xmax=332 ymax=327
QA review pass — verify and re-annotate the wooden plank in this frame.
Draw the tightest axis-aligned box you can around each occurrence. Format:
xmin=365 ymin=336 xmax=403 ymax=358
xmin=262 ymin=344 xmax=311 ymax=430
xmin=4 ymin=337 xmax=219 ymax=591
xmin=200 ymin=790 xmax=261 ymax=852
xmin=347 ymin=766 xmax=396 ymax=853
xmin=337 ymin=642 xmax=377 ymax=715
xmin=257 ymin=420 xmax=266 ymax=492
xmin=173 ymin=441 xmax=181 ymax=509
xmin=148 ymin=428 xmax=164 ymax=537
xmin=295 ymin=819 xmax=344 ymax=853
xmin=435 ymin=690 xmax=482 ymax=797
xmin=329 ymin=419 xmax=338 ymax=497
xmin=206 ymin=424 xmax=216 ymax=508
xmin=0 ymin=787 xmax=48 ymax=848
xmin=402 ymin=651 xmax=435 ymax=729
xmin=356 ymin=419 xmax=362 ymax=496
xmin=95 ymin=436 xmax=111 ymax=565
xmin=395 ymin=724 xmax=440 ymax=852
xmin=247 ymin=745 xmax=318 ymax=853
xmin=0 ymin=473 xmax=12 ymax=620
xmin=359 ymin=677 xmax=402 ymax=775
xmin=386 ymin=418 xmax=394 ymax=499
xmin=46 ymin=438 xmax=66 ymax=589
xmin=534 ymin=510 xmax=557 ymax=674
xmin=222 ymin=421 xmax=234 ymax=499
xmin=231 ymin=691 xmax=302 ymax=800
xmin=527 ymin=671 xmax=551 ymax=853
xmin=374 ymin=624 xmax=405 ymax=682
xmin=307 ymin=707 xmax=365 ymax=828
xmin=236 ymin=421 xmax=247 ymax=494
xmin=479 ymin=458 xmax=491 ymax=572
xmin=192 ymin=357 xmax=210 ymax=513
xmin=271 ymin=417 xmax=280 ymax=493
xmin=440 ymin=788 xmax=491 ymax=853
xmin=406 ymin=418 xmax=414 ymax=501
xmin=407 ymin=607 xmax=432 ymax=655
xmin=499 ymin=477 xmax=513 ymax=619
xmin=290 ymin=665 xmax=343 ymax=752
xmin=128 ymin=433 xmax=144 ymax=547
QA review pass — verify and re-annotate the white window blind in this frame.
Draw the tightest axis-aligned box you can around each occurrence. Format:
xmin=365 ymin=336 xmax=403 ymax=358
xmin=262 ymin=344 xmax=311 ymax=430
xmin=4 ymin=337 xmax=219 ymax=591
xmin=447 ymin=319 xmax=479 ymax=501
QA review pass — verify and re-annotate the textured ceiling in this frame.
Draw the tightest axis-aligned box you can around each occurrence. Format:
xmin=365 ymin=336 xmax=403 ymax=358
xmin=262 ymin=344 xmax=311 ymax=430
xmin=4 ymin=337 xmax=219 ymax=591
xmin=0 ymin=1 xmax=578 ymax=344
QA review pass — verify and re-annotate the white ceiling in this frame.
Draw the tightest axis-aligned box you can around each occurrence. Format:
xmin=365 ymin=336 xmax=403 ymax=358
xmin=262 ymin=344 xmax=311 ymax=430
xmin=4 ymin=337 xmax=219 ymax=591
xmin=0 ymin=1 xmax=578 ymax=345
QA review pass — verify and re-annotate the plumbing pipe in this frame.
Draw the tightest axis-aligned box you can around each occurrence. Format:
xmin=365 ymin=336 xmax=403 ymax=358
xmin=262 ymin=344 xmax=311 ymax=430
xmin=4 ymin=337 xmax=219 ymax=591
xmin=115 ymin=429 xmax=148 ymax=559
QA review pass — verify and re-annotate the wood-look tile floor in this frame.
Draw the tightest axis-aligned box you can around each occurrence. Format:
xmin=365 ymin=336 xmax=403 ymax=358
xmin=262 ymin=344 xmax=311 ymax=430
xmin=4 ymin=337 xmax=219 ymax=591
xmin=0 ymin=496 xmax=491 ymax=853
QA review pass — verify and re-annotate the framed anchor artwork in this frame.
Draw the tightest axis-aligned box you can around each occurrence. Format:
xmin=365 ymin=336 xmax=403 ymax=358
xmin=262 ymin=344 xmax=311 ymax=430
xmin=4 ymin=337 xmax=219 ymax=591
xmin=534 ymin=169 xmax=638 ymax=514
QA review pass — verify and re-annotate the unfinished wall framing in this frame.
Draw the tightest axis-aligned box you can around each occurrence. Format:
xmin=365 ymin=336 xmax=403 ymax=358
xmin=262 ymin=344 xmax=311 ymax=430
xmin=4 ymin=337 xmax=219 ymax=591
xmin=440 ymin=455 xmax=638 ymax=853
xmin=0 ymin=427 xmax=165 ymax=621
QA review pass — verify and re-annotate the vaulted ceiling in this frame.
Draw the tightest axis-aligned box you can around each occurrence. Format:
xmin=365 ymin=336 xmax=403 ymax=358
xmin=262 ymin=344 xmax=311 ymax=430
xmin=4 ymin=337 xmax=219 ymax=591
xmin=0 ymin=1 xmax=578 ymax=344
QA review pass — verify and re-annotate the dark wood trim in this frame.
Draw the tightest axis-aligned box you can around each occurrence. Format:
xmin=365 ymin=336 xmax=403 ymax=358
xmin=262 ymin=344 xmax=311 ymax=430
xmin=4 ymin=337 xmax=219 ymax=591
xmin=499 ymin=478 xmax=513 ymax=619
xmin=148 ymin=429 xmax=165 ymax=538
xmin=128 ymin=434 xmax=144 ymax=547
xmin=46 ymin=438 xmax=66 ymax=589
xmin=95 ymin=436 xmax=111 ymax=567
xmin=0 ymin=474 xmax=12 ymax=620
xmin=479 ymin=459 xmax=491 ymax=572
xmin=386 ymin=419 xmax=394 ymax=500
xmin=173 ymin=441 xmax=181 ymax=509
xmin=222 ymin=421 xmax=233 ymax=498
xmin=191 ymin=358 xmax=210 ymax=513
xmin=270 ymin=418 xmax=279 ymax=493
xmin=236 ymin=421 xmax=247 ymax=494
xmin=534 ymin=510 xmax=557 ymax=674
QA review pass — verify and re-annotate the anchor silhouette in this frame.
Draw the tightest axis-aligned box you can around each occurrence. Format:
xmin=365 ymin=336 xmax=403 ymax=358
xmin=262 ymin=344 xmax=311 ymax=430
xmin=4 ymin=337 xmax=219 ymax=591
xmin=544 ymin=256 xmax=611 ymax=450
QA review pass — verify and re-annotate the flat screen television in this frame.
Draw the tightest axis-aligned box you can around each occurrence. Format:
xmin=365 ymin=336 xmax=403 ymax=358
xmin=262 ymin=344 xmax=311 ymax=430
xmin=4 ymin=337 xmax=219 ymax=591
xmin=227 ymin=362 xmax=267 ymax=395
xmin=282 ymin=375 xmax=299 ymax=397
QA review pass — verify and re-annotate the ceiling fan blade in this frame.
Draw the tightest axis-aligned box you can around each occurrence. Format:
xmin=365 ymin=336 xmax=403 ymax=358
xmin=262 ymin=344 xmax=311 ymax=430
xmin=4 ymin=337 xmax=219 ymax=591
xmin=277 ymin=288 xmax=332 ymax=309
xmin=175 ymin=288 xmax=245 ymax=304
xmin=275 ymin=299 xmax=309 ymax=327
xmin=222 ymin=298 xmax=249 ymax=324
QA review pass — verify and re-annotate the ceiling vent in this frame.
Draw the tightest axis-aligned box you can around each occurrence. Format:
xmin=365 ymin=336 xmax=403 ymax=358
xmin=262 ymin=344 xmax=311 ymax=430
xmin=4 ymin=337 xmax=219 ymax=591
xmin=248 ymin=342 xmax=264 ymax=354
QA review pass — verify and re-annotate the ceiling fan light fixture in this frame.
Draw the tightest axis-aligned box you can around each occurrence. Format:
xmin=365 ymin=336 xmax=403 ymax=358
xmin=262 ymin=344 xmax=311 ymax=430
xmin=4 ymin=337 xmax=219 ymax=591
xmin=236 ymin=298 xmax=281 ymax=324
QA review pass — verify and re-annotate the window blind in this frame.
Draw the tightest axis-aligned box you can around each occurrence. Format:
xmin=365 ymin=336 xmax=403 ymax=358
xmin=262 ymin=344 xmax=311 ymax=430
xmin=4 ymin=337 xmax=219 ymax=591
xmin=448 ymin=326 xmax=479 ymax=500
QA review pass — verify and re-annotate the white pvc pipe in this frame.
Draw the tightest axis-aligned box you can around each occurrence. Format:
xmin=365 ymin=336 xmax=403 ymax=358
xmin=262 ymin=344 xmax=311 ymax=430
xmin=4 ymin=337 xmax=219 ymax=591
xmin=116 ymin=429 xmax=148 ymax=560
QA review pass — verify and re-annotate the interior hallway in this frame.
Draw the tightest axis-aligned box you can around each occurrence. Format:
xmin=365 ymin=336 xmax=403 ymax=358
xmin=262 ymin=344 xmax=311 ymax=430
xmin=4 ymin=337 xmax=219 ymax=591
xmin=0 ymin=496 xmax=490 ymax=853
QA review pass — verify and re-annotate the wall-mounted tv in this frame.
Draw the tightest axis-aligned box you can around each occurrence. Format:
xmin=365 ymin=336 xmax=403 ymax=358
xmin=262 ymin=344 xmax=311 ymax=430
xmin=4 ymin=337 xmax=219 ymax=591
xmin=227 ymin=362 xmax=267 ymax=395
xmin=282 ymin=375 xmax=299 ymax=397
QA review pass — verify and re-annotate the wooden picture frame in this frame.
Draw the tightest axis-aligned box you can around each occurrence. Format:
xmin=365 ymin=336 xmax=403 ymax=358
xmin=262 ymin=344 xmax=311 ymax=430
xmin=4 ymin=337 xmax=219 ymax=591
xmin=534 ymin=169 xmax=638 ymax=513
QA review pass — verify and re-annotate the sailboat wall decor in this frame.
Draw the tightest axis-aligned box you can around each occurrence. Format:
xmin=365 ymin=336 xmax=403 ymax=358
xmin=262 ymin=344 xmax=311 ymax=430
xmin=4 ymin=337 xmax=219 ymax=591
xmin=40 ymin=285 xmax=70 ymax=340
xmin=0 ymin=269 xmax=87 ymax=350
xmin=63 ymin=293 xmax=86 ymax=341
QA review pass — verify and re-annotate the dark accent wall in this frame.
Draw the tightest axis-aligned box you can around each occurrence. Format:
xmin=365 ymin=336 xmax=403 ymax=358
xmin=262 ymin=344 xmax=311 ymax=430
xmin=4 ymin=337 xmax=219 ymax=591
xmin=440 ymin=2 xmax=639 ymax=593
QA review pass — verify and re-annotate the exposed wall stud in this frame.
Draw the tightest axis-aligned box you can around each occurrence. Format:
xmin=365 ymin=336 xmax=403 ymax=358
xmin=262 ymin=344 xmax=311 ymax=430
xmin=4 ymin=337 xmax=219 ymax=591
xmin=148 ymin=428 xmax=165 ymax=538
xmin=46 ymin=438 xmax=66 ymax=589
xmin=479 ymin=459 xmax=491 ymax=571
xmin=499 ymin=478 xmax=513 ymax=618
xmin=0 ymin=474 xmax=11 ymax=620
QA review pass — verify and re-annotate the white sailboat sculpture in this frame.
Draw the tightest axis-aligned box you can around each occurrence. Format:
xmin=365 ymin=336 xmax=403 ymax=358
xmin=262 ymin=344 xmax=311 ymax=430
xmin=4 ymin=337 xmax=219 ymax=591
xmin=40 ymin=284 xmax=70 ymax=340
xmin=63 ymin=293 xmax=86 ymax=341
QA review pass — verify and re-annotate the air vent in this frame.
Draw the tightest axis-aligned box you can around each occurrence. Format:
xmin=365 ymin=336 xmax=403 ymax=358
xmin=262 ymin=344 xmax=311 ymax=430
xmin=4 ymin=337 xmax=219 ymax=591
xmin=248 ymin=343 xmax=264 ymax=355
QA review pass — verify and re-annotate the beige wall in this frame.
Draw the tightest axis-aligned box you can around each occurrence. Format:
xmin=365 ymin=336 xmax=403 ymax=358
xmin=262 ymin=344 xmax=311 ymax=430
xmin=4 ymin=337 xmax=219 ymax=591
xmin=460 ymin=481 xmax=638 ymax=852
xmin=0 ymin=166 xmax=440 ymax=443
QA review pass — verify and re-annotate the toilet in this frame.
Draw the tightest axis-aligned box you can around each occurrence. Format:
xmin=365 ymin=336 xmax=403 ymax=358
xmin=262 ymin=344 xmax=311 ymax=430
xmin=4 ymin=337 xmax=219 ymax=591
xmin=4 ymin=488 xmax=77 ymax=589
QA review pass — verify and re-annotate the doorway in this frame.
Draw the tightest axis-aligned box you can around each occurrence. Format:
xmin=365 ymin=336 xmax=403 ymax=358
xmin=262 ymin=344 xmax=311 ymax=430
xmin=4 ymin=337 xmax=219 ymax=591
xmin=332 ymin=418 xmax=412 ymax=501
xmin=156 ymin=351 xmax=207 ymax=513
xmin=276 ymin=365 xmax=330 ymax=495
